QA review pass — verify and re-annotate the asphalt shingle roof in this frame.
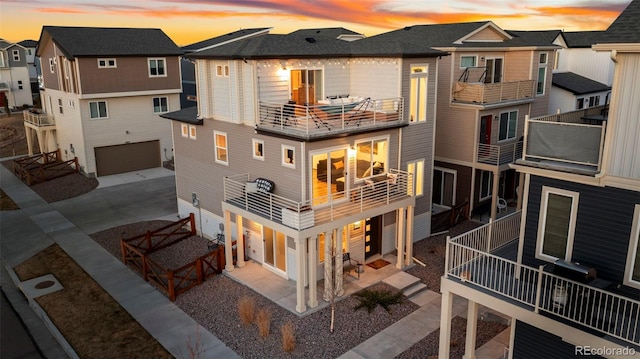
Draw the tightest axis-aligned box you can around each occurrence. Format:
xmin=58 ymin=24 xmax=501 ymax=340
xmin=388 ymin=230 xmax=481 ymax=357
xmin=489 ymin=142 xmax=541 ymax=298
xmin=182 ymin=28 xmax=271 ymax=52
xmin=598 ymin=0 xmax=640 ymax=44
xmin=561 ymin=31 xmax=603 ymax=48
xmin=39 ymin=26 xmax=183 ymax=59
xmin=18 ymin=39 xmax=38 ymax=47
xmin=159 ymin=106 xmax=202 ymax=125
xmin=552 ymin=72 xmax=611 ymax=95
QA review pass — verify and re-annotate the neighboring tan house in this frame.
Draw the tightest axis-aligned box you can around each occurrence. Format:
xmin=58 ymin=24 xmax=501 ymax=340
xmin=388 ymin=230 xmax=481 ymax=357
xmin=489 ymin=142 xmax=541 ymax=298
xmin=0 ymin=39 xmax=33 ymax=110
xmin=162 ymin=27 xmax=447 ymax=313
xmin=31 ymin=26 xmax=183 ymax=176
xmin=408 ymin=22 xmax=559 ymax=221
xmin=180 ymin=28 xmax=271 ymax=108
xmin=17 ymin=39 xmax=39 ymax=97
xmin=439 ymin=1 xmax=640 ymax=357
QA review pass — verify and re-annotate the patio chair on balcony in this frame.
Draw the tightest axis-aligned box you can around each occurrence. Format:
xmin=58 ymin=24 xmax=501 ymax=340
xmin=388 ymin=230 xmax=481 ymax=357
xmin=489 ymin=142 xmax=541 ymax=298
xmin=497 ymin=197 xmax=507 ymax=213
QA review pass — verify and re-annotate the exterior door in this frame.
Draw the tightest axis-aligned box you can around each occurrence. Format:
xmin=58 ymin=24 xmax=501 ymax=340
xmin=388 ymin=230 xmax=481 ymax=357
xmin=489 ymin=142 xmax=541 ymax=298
xmin=263 ymin=227 xmax=286 ymax=274
xmin=484 ymin=58 xmax=503 ymax=83
xmin=311 ymin=149 xmax=347 ymax=206
xmin=478 ymin=115 xmax=492 ymax=160
xmin=364 ymin=216 xmax=382 ymax=259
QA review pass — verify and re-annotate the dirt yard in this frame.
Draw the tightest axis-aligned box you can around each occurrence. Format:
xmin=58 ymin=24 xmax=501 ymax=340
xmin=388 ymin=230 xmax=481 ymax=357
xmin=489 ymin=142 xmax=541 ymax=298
xmin=0 ymin=112 xmax=34 ymax=158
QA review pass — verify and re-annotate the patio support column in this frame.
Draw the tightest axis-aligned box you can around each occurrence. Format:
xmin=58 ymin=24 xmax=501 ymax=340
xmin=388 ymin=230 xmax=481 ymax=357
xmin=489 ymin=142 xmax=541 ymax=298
xmin=235 ymin=214 xmax=245 ymax=268
xmin=463 ymin=300 xmax=479 ymax=359
xmin=438 ymin=290 xmax=454 ymax=359
xmin=396 ymin=207 xmax=405 ymax=270
xmin=36 ymin=129 xmax=47 ymax=154
xmin=224 ymin=210 xmax=234 ymax=272
xmin=490 ymin=170 xmax=500 ymax=220
xmin=308 ymin=236 xmax=318 ymax=308
xmin=295 ymin=236 xmax=306 ymax=313
xmin=322 ymin=231 xmax=332 ymax=301
xmin=405 ymin=205 xmax=414 ymax=267
xmin=335 ymin=228 xmax=344 ymax=297
xmin=24 ymin=125 xmax=34 ymax=155
xmin=516 ymin=172 xmax=525 ymax=210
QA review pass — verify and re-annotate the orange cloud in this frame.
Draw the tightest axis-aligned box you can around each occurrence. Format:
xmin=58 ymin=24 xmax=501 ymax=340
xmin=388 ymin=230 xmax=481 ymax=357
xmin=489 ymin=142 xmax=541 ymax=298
xmin=37 ymin=7 xmax=90 ymax=15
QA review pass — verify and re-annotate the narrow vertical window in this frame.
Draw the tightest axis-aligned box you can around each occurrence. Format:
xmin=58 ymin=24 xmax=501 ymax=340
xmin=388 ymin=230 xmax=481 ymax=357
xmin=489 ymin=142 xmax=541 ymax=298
xmin=536 ymin=186 xmax=579 ymax=262
xmin=214 ymin=131 xmax=228 ymax=165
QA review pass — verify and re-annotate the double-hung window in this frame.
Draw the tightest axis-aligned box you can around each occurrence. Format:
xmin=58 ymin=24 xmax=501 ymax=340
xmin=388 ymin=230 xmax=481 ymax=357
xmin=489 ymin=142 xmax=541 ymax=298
xmin=537 ymin=52 xmax=548 ymax=95
xmin=98 ymin=58 xmax=117 ymax=68
xmin=355 ymin=137 xmax=388 ymax=179
xmin=12 ymin=50 xmax=20 ymax=62
xmin=214 ymin=131 xmax=228 ymax=165
xmin=89 ymin=101 xmax=108 ymax=119
xmin=536 ymin=187 xmax=579 ymax=262
xmin=148 ymin=58 xmax=166 ymax=77
xmin=499 ymin=110 xmax=517 ymax=141
xmin=460 ymin=55 xmax=477 ymax=68
xmin=152 ymin=97 xmax=168 ymax=114
xmin=407 ymin=159 xmax=425 ymax=196
xmin=624 ymin=204 xmax=640 ymax=289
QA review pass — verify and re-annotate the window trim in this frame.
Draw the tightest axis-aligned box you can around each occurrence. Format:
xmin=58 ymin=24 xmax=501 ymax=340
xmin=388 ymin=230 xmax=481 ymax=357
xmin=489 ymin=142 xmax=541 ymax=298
xmin=624 ymin=204 xmax=640 ymax=289
xmin=57 ymin=98 xmax=63 ymax=115
xmin=252 ymin=139 xmax=265 ymax=161
xmin=407 ymin=159 xmax=425 ymax=197
xmin=181 ymin=124 xmax=189 ymax=138
xmin=281 ymin=144 xmax=295 ymax=169
xmin=354 ymin=135 xmax=390 ymax=180
xmin=148 ymin=57 xmax=167 ymax=77
xmin=49 ymin=58 xmax=55 ymax=73
xmin=535 ymin=186 xmax=579 ymax=263
xmin=97 ymin=58 xmax=117 ymax=68
xmin=12 ymin=49 xmax=20 ymax=62
xmin=152 ymin=96 xmax=169 ymax=114
xmin=216 ymin=64 xmax=230 ymax=77
xmin=433 ymin=166 xmax=457 ymax=207
xmin=498 ymin=109 xmax=518 ymax=142
xmin=409 ymin=64 xmax=428 ymax=123
xmin=214 ymin=130 xmax=228 ymax=165
xmin=189 ymin=125 xmax=197 ymax=140
xmin=89 ymin=100 xmax=108 ymax=120
xmin=536 ymin=52 xmax=548 ymax=96
xmin=460 ymin=55 xmax=478 ymax=69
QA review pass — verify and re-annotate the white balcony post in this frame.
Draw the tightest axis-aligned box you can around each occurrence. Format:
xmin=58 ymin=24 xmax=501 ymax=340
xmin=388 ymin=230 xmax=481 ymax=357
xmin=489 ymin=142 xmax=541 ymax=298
xmin=308 ymin=236 xmax=318 ymax=308
xmin=295 ymin=236 xmax=307 ymax=313
xmin=396 ymin=207 xmax=406 ymax=270
xmin=463 ymin=300 xmax=479 ymax=359
xmin=438 ymin=291 xmax=454 ymax=359
xmin=486 ymin=218 xmax=493 ymax=252
xmin=224 ymin=210 xmax=234 ymax=272
xmin=405 ymin=205 xmax=414 ymax=267
xmin=534 ymin=264 xmax=544 ymax=313
xmin=236 ymin=214 xmax=245 ymax=268
xmin=444 ymin=235 xmax=451 ymax=278
xmin=490 ymin=170 xmax=499 ymax=220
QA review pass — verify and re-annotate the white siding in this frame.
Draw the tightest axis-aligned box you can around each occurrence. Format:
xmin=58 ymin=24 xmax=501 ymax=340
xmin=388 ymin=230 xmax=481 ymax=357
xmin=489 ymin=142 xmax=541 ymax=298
xmin=43 ymin=89 xmax=87 ymax=170
xmin=548 ymin=87 xmax=578 ymax=114
xmin=556 ymin=48 xmax=615 ymax=86
xmin=350 ymin=58 xmax=400 ymax=99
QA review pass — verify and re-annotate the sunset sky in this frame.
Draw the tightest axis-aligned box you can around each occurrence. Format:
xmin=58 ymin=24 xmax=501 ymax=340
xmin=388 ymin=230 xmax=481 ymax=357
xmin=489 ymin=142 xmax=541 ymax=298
xmin=0 ymin=0 xmax=630 ymax=46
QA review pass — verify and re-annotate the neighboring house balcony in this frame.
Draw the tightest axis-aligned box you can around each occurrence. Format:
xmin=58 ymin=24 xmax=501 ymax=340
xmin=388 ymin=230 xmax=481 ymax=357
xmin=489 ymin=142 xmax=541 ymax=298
xmin=444 ymin=212 xmax=640 ymax=348
xmin=518 ymin=105 xmax=608 ymax=176
xmin=477 ymin=141 xmax=523 ymax=166
xmin=223 ymin=169 xmax=413 ymax=235
xmin=452 ymin=80 xmax=535 ymax=107
xmin=23 ymin=109 xmax=57 ymax=155
xmin=256 ymin=97 xmax=406 ymax=141
xmin=23 ymin=109 xmax=55 ymax=127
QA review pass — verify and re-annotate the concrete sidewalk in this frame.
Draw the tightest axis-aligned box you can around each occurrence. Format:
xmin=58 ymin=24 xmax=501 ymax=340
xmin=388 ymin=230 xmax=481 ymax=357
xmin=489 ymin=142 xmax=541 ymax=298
xmin=0 ymin=166 xmax=239 ymax=359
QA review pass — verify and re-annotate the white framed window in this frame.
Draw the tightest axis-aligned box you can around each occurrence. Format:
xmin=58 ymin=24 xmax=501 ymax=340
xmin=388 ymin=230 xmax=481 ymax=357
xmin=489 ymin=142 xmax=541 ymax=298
xmin=498 ymin=110 xmax=518 ymax=141
xmin=484 ymin=58 xmax=503 ymax=84
xmin=433 ymin=167 xmax=456 ymax=207
xmin=12 ymin=49 xmax=20 ymax=62
xmin=535 ymin=186 xmax=579 ymax=262
xmin=49 ymin=58 xmax=55 ymax=73
xmin=181 ymin=124 xmax=189 ymax=138
xmin=98 ymin=58 xmax=117 ymax=68
xmin=0 ymin=53 xmax=5 ymax=67
xmin=68 ymin=99 xmax=75 ymax=109
xmin=460 ymin=55 xmax=477 ymax=68
xmin=152 ymin=97 xmax=168 ymax=114
xmin=214 ymin=131 xmax=228 ymax=165
xmin=252 ymin=139 xmax=264 ymax=161
xmin=479 ymin=170 xmax=493 ymax=201
xmin=216 ymin=65 xmax=229 ymax=77
xmin=576 ymin=95 xmax=600 ymax=110
xmin=624 ymin=204 xmax=640 ymax=289
xmin=89 ymin=101 xmax=108 ymax=119
xmin=189 ymin=125 xmax=197 ymax=139
xmin=537 ymin=52 xmax=548 ymax=95
xmin=282 ymin=145 xmax=295 ymax=169
xmin=58 ymin=98 xmax=63 ymax=114
xmin=18 ymin=80 xmax=23 ymax=90
xmin=148 ymin=58 xmax=166 ymax=77
xmin=355 ymin=136 xmax=389 ymax=179
xmin=407 ymin=159 xmax=425 ymax=197
xmin=409 ymin=64 xmax=428 ymax=123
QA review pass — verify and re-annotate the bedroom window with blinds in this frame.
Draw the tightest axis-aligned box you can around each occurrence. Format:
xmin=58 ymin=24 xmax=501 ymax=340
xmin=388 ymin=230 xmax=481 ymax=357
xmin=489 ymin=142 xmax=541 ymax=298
xmin=536 ymin=186 xmax=579 ymax=262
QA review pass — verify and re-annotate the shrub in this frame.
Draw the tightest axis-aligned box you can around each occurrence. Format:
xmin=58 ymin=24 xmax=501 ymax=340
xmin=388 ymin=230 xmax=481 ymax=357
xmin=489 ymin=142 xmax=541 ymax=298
xmin=353 ymin=288 xmax=403 ymax=314
xmin=281 ymin=321 xmax=296 ymax=352
xmin=237 ymin=296 xmax=255 ymax=325
xmin=255 ymin=308 xmax=271 ymax=338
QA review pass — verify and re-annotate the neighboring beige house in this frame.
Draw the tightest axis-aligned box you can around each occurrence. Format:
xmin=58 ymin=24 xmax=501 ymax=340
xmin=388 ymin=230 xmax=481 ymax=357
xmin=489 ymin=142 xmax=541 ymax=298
xmin=162 ymin=27 xmax=447 ymax=313
xmin=439 ymin=1 xmax=640 ymax=357
xmin=31 ymin=26 xmax=183 ymax=176
xmin=0 ymin=39 xmax=33 ymax=110
xmin=420 ymin=22 xmax=560 ymax=221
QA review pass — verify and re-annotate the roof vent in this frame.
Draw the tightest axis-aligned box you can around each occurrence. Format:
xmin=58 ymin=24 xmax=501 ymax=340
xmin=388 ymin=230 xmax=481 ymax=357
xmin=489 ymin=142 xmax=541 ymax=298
xmin=404 ymin=26 xmax=412 ymax=31
xmin=305 ymin=37 xmax=316 ymax=43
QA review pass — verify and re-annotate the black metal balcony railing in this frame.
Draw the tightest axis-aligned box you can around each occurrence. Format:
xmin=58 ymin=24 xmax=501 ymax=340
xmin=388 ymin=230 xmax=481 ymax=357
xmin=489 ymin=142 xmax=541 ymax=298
xmin=256 ymin=97 xmax=405 ymax=140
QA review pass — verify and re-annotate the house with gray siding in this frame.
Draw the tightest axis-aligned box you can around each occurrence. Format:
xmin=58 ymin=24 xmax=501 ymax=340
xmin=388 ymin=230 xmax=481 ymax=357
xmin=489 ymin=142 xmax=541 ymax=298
xmin=17 ymin=39 xmax=39 ymax=96
xmin=162 ymin=27 xmax=447 ymax=313
xmin=438 ymin=2 xmax=640 ymax=357
xmin=32 ymin=26 xmax=182 ymax=177
xmin=0 ymin=39 xmax=33 ymax=110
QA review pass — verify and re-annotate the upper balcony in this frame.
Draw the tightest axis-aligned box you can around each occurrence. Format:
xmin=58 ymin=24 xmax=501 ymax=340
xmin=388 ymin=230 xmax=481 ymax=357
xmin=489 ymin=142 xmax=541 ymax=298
xmin=452 ymin=80 xmax=535 ymax=106
xmin=444 ymin=212 xmax=640 ymax=348
xmin=477 ymin=141 xmax=523 ymax=167
xmin=23 ymin=109 xmax=55 ymax=127
xmin=223 ymin=169 xmax=413 ymax=232
xmin=256 ymin=97 xmax=406 ymax=141
xmin=518 ymin=105 xmax=608 ymax=176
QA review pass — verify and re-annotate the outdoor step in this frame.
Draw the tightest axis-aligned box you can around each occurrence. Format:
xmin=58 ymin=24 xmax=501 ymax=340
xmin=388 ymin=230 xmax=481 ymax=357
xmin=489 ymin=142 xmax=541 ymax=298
xmin=408 ymin=289 xmax=440 ymax=307
xmin=382 ymin=271 xmax=420 ymax=292
xmin=403 ymin=282 xmax=427 ymax=298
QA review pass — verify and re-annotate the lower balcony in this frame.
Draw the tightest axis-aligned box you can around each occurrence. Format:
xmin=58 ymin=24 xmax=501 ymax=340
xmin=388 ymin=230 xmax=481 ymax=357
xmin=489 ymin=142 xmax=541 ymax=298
xmin=444 ymin=212 xmax=640 ymax=348
xmin=477 ymin=141 xmax=523 ymax=166
xmin=223 ymin=169 xmax=413 ymax=231
xmin=256 ymin=97 xmax=405 ymax=140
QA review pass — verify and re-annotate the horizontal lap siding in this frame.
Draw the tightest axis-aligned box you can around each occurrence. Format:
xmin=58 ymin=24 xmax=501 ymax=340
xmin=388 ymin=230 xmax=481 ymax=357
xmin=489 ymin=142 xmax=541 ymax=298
xmin=513 ymin=320 xmax=605 ymax=359
xmin=522 ymin=175 xmax=639 ymax=297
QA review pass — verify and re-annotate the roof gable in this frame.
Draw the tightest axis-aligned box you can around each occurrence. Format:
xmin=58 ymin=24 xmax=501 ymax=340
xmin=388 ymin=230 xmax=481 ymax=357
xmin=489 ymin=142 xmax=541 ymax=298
xmin=182 ymin=28 xmax=271 ymax=52
xmin=455 ymin=22 xmax=512 ymax=44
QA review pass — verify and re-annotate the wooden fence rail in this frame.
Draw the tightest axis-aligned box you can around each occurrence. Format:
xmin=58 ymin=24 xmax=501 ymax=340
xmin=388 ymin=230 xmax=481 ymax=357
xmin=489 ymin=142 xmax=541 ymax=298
xmin=12 ymin=149 xmax=80 ymax=185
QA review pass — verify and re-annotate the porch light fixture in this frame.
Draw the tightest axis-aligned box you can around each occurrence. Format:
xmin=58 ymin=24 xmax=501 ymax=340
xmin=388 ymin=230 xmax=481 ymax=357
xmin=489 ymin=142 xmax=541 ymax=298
xmin=348 ymin=146 xmax=356 ymax=157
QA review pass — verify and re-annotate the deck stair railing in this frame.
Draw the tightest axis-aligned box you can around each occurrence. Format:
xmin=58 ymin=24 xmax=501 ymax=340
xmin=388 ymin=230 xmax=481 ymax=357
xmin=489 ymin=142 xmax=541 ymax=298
xmin=445 ymin=212 xmax=640 ymax=347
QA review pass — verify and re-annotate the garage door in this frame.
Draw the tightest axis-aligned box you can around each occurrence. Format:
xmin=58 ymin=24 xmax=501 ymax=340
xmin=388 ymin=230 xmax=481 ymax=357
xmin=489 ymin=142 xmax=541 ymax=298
xmin=94 ymin=140 xmax=161 ymax=176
